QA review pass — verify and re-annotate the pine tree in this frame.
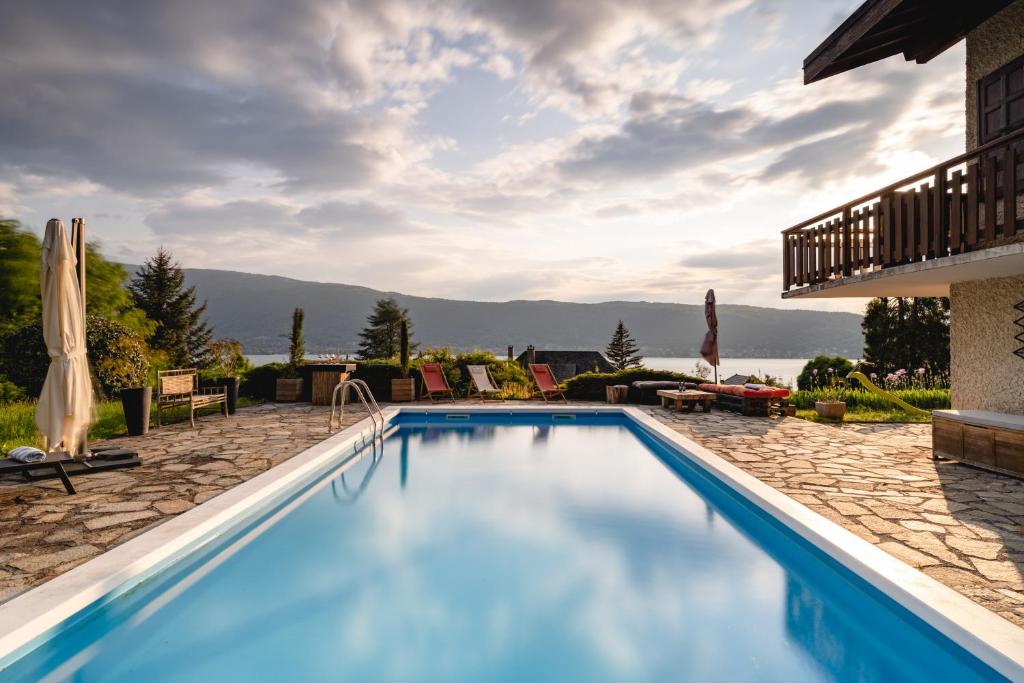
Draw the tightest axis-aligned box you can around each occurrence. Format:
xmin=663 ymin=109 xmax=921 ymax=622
xmin=129 ymin=247 xmax=213 ymax=366
xmin=357 ymin=298 xmax=416 ymax=359
xmin=605 ymin=320 xmax=643 ymax=371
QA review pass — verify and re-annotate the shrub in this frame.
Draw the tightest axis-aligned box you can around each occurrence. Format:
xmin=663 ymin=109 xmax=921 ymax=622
xmin=0 ymin=376 xmax=24 ymax=403
xmin=202 ymin=338 xmax=251 ymax=380
xmin=1 ymin=316 xmax=149 ymax=399
xmin=240 ymin=362 xmax=286 ymax=400
xmin=796 ymin=355 xmax=854 ymax=390
xmin=564 ymin=368 xmax=702 ymax=401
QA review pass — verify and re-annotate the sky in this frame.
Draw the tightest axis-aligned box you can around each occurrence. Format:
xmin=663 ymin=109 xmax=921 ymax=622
xmin=0 ymin=0 xmax=967 ymax=312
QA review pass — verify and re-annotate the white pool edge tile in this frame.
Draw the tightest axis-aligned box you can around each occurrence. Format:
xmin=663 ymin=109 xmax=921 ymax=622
xmin=1 ymin=405 xmax=1022 ymax=680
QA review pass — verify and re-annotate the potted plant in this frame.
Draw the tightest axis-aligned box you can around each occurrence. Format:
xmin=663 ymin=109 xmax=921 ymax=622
xmin=276 ymin=308 xmax=306 ymax=401
xmin=390 ymin=320 xmax=415 ymax=402
xmin=207 ymin=338 xmax=246 ymax=414
xmin=815 ymin=378 xmax=847 ymax=421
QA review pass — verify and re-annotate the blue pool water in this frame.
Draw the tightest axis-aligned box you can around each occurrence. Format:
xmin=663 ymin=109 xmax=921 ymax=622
xmin=1 ymin=414 xmax=1003 ymax=681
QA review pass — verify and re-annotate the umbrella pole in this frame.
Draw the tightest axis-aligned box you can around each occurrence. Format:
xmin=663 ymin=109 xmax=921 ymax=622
xmin=72 ymin=218 xmax=90 ymax=457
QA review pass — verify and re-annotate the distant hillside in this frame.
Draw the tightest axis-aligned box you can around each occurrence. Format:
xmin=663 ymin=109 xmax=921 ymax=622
xmin=159 ymin=267 xmax=863 ymax=357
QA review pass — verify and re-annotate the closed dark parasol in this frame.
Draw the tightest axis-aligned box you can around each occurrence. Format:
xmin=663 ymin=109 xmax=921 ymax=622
xmin=699 ymin=289 xmax=720 ymax=381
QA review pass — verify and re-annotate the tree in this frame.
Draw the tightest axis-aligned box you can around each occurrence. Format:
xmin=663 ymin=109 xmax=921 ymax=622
xmin=357 ymin=298 xmax=415 ymax=359
xmin=797 ymin=355 xmax=854 ymax=390
xmin=861 ymin=297 xmax=949 ymax=377
xmin=129 ymin=247 xmax=213 ymax=367
xmin=0 ymin=220 xmax=151 ymax=337
xmin=605 ymin=320 xmax=643 ymax=371
xmin=288 ymin=307 xmax=305 ymax=370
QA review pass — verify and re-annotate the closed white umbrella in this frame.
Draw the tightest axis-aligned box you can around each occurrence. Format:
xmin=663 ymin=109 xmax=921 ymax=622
xmin=36 ymin=218 xmax=92 ymax=456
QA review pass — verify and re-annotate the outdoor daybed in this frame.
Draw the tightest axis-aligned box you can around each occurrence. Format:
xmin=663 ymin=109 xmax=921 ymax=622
xmin=698 ymin=383 xmax=790 ymax=417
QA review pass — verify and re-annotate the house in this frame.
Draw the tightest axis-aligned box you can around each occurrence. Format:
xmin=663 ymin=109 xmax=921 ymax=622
xmin=515 ymin=347 xmax=614 ymax=380
xmin=781 ymin=0 xmax=1024 ymax=474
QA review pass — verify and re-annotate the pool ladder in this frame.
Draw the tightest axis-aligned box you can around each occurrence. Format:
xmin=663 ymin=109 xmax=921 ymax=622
xmin=328 ymin=379 xmax=385 ymax=438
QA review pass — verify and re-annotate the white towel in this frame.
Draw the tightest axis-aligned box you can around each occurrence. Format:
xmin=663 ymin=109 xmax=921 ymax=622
xmin=8 ymin=446 xmax=47 ymax=463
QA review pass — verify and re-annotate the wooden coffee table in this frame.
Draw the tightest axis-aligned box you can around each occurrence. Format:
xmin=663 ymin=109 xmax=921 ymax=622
xmin=657 ymin=389 xmax=715 ymax=413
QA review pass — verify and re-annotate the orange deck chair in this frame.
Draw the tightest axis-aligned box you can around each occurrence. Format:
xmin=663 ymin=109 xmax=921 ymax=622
xmin=529 ymin=364 xmax=568 ymax=403
xmin=419 ymin=363 xmax=456 ymax=403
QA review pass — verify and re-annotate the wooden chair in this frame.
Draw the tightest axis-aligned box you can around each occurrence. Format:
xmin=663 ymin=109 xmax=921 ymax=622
xmin=157 ymin=368 xmax=228 ymax=428
xmin=529 ymin=364 xmax=568 ymax=403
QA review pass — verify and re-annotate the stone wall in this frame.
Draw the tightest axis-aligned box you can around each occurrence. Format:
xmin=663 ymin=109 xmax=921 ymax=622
xmin=950 ymin=275 xmax=1024 ymax=413
xmin=965 ymin=0 xmax=1024 ymax=150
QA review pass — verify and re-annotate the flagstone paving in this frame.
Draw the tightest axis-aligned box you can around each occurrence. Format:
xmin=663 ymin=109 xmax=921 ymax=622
xmin=0 ymin=402 xmax=374 ymax=603
xmin=1 ymin=402 xmax=1023 ymax=631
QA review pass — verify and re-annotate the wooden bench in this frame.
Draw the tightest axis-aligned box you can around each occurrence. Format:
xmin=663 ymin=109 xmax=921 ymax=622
xmin=158 ymin=368 xmax=228 ymax=428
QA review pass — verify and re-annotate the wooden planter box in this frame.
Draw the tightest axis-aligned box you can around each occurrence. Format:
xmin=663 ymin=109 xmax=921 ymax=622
xmin=275 ymin=378 xmax=304 ymax=402
xmin=391 ymin=378 xmax=415 ymax=402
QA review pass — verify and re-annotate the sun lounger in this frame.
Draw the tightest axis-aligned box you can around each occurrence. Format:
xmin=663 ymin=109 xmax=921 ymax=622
xmin=0 ymin=446 xmax=141 ymax=495
xmin=467 ymin=365 xmax=504 ymax=402
xmin=529 ymin=364 xmax=567 ymax=403
xmin=419 ymin=363 xmax=456 ymax=403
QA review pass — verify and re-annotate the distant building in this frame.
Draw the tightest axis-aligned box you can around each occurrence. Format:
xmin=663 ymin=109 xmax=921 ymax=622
xmin=516 ymin=347 xmax=614 ymax=380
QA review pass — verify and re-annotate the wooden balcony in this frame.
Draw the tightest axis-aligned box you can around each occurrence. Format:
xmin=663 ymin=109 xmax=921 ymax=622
xmin=782 ymin=128 xmax=1024 ymax=296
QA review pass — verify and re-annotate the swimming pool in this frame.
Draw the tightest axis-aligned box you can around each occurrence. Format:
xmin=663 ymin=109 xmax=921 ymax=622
xmin=1 ymin=409 xmax=1021 ymax=681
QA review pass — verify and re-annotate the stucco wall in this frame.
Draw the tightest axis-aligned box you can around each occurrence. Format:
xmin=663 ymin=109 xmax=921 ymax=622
xmin=965 ymin=0 xmax=1024 ymax=150
xmin=950 ymin=275 xmax=1024 ymax=414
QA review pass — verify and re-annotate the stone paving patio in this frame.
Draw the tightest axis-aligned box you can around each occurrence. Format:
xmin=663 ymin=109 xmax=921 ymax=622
xmin=1 ymin=402 xmax=1023 ymax=629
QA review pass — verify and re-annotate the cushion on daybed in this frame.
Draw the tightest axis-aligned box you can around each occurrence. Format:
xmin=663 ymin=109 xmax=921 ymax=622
xmin=699 ymin=383 xmax=789 ymax=398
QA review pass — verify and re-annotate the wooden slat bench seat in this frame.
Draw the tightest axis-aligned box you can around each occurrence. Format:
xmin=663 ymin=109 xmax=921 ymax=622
xmin=932 ymin=410 xmax=1024 ymax=478
xmin=158 ymin=368 xmax=228 ymax=428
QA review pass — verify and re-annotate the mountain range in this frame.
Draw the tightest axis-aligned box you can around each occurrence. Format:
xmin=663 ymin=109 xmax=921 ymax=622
xmin=167 ymin=267 xmax=864 ymax=358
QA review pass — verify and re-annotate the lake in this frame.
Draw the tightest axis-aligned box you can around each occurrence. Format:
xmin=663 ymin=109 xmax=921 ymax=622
xmin=247 ymin=355 xmax=809 ymax=389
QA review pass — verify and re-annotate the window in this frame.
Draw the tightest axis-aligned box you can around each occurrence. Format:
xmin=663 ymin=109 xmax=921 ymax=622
xmin=978 ymin=54 xmax=1024 ymax=145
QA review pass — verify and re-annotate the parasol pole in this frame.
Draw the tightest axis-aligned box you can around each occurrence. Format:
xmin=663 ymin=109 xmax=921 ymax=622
xmin=71 ymin=217 xmax=90 ymax=457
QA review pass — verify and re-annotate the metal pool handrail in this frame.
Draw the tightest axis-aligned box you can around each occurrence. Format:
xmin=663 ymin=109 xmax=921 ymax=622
xmin=331 ymin=440 xmax=384 ymax=504
xmin=328 ymin=379 xmax=385 ymax=437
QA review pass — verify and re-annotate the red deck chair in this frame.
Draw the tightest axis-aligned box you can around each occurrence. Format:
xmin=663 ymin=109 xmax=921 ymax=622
xmin=529 ymin=364 xmax=567 ymax=403
xmin=419 ymin=363 xmax=456 ymax=403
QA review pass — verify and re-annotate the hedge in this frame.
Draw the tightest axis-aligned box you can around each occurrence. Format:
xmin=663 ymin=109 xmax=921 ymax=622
xmin=564 ymin=368 xmax=703 ymax=401
xmin=239 ymin=362 xmax=286 ymax=400
xmin=1 ymin=316 xmax=149 ymax=399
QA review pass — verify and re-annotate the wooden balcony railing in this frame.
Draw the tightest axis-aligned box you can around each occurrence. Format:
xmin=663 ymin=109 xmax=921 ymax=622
xmin=782 ymin=128 xmax=1024 ymax=292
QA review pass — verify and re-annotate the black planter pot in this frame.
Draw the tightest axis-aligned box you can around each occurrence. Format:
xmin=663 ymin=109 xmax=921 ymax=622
xmin=120 ymin=387 xmax=152 ymax=436
xmin=214 ymin=377 xmax=240 ymax=414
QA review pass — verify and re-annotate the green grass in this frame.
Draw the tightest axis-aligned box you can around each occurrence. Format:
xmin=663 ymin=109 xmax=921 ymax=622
xmin=795 ymin=408 xmax=933 ymax=424
xmin=790 ymin=387 xmax=949 ymax=411
xmin=1 ymin=398 xmax=256 ymax=453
